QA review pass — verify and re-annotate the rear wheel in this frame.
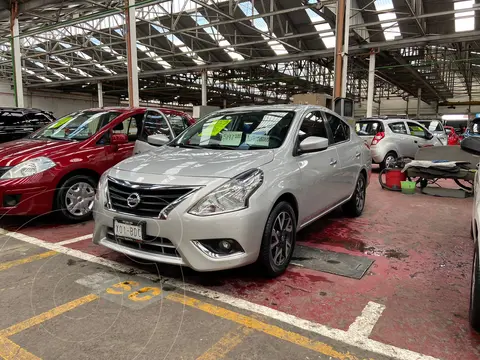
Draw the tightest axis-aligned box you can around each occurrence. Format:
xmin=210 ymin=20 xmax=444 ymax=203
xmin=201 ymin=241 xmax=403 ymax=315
xmin=258 ymin=202 xmax=296 ymax=277
xmin=470 ymin=244 xmax=480 ymax=332
xmin=55 ymin=175 xmax=96 ymax=222
xmin=380 ymin=152 xmax=397 ymax=170
xmin=343 ymin=173 xmax=367 ymax=217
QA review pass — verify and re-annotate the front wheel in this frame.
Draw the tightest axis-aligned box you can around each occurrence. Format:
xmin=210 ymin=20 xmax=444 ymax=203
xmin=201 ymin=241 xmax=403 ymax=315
xmin=343 ymin=173 xmax=367 ymax=217
xmin=257 ymin=202 xmax=297 ymax=277
xmin=470 ymin=244 xmax=480 ymax=332
xmin=380 ymin=152 xmax=397 ymax=170
xmin=56 ymin=175 xmax=97 ymax=222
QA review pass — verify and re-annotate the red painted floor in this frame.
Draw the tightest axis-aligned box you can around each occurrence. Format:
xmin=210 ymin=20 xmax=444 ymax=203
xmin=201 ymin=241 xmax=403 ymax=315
xmin=3 ymin=173 xmax=480 ymax=359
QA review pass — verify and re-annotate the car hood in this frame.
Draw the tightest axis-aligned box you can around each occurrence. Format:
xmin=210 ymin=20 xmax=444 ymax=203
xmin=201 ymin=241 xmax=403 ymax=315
xmin=0 ymin=139 xmax=78 ymax=166
xmin=114 ymin=146 xmax=275 ymax=178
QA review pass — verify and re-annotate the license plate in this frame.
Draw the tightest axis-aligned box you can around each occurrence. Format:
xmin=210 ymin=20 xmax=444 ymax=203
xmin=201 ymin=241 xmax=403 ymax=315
xmin=114 ymin=219 xmax=144 ymax=241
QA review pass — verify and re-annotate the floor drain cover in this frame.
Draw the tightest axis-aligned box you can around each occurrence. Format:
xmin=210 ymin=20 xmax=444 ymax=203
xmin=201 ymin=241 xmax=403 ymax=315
xmin=292 ymin=245 xmax=374 ymax=279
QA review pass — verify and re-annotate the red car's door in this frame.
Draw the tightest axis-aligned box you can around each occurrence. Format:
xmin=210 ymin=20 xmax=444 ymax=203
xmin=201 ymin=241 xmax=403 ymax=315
xmin=109 ymin=112 xmax=144 ymax=166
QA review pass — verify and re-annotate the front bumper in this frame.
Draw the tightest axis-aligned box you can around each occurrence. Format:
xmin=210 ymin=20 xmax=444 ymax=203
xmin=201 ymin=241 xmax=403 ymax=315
xmin=0 ymin=171 xmax=56 ymax=216
xmin=92 ymin=172 xmax=269 ymax=272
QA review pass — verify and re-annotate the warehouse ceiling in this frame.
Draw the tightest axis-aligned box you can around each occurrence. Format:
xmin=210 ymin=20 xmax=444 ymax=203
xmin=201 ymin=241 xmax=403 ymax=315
xmin=0 ymin=0 xmax=479 ymax=107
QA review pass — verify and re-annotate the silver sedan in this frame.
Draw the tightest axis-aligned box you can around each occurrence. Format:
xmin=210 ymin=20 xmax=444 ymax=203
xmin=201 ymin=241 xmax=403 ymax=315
xmin=92 ymin=105 xmax=372 ymax=277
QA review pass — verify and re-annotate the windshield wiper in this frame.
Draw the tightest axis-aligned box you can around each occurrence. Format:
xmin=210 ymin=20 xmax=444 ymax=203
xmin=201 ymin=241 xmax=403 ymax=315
xmin=201 ymin=144 xmax=239 ymax=150
xmin=175 ymin=143 xmax=202 ymax=149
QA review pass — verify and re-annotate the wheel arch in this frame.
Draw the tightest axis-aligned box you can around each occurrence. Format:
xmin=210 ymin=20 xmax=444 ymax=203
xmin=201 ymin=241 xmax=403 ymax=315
xmin=271 ymin=192 xmax=299 ymax=225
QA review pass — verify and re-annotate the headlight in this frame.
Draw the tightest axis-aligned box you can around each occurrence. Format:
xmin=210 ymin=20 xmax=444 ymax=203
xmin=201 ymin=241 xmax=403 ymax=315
xmin=188 ymin=169 xmax=263 ymax=216
xmin=95 ymin=172 xmax=108 ymax=202
xmin=0 ymin=157 xmax=56 ymax=180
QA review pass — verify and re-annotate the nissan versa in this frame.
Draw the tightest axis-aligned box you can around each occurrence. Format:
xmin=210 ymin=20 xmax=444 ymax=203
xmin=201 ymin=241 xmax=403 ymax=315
xmin=92 ymin=105 xmax=372 ymax=276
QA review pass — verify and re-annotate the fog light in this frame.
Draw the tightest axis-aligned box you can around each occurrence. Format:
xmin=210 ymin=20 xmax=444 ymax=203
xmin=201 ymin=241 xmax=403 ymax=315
xmin=192 ymin=239 xmax=244 ymax=258
xmin=3 ymin=194 xmax=21 ymax=207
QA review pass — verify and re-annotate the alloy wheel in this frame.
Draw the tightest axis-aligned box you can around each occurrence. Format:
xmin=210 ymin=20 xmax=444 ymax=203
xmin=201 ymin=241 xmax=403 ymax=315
xmin=355 ymin=177 xmax=366 ymax=212
xmin=65 ymin=182 xmax=95 ymax=217
xmin=385 ymin=155 xmax=396 ymax=168
xmin=270 ymin=211 xmax=294 ymax=267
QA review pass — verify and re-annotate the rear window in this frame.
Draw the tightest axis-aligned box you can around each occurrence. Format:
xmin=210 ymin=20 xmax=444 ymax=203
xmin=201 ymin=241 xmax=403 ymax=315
xmin=418 ymin=120 xmax=443 ymax=132
xmin=355 ymin=121 xmax=384 ymax=136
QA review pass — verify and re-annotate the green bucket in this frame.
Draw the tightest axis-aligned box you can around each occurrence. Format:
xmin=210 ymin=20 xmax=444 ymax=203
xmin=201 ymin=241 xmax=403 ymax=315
xmin=400 ymin=181 xmax=416 ymax=194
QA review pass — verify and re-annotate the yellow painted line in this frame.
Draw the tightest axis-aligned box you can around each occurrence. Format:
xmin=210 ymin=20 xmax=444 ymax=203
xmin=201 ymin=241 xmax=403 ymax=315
xmin=0 ymin=294 xmax=99 ymax=337
xmin=0 ymin=251 xmax=57 ymax=272
xmin=167 ymin=293 xmax=359 ymax=360
xmin=196 ymin=325 xmax=254 ymax=360
xmin=0 ymin=337 xmax=40 ymax=360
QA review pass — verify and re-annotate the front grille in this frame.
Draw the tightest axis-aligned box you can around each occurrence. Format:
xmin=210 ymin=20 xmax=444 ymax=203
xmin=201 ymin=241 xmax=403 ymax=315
xmin=105 ymin=227 xmax=180 ymax=258
xmin=107 ymin=178 xmax=194 ymax=217
xmin=0 ymin=167 xmax=12 ymax=178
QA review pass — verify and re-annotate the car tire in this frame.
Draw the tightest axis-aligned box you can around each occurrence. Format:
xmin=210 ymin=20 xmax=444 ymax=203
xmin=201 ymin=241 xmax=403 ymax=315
xmin=470 ymin=243 xmax=480 ymax=332
xmin=258 ymin=201 xmax=297 ymax=278
xmin=343 ymin=172 xmax=367 ymax=217
xmin=472 ymin=221 xmax=475 ymax=240
xmin=380 ymin=152 xmax=397 ymax=170
xmin=55 ymin=175 xmax=97 ymax=222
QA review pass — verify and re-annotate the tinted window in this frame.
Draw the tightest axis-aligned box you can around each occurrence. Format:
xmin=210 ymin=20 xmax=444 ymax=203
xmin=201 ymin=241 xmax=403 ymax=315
xmin=299 ymin=111 xmax=328 ymax=142
xmin=324 ymin=112 xmax=350 ymax=144
xmin=139 ymin=111 xmax=172 ymax=142
xmin=407 ymin=122 xmax=428 ymax=138
xmin=355 ymin=121 xmax=384 ymax=135
xmin=388 ymin=122 xmax=407 ymax=134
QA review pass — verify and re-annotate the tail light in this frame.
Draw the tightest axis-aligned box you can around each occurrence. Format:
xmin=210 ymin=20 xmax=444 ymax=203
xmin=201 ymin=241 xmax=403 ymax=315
xmin=371 ymin=132 xmax=385 ymax=146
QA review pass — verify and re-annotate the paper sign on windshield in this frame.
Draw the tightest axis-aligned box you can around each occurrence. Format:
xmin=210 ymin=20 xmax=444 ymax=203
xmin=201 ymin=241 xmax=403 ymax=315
xmin=246 ymin=134 xmax=269 ymax=147
xmin=50 ymin=116 xmax=72 ymax=129
xmin=220 ymin=131 xmax=242 ymax=146
xmin=199 ymin=119 xmax=231 ymax=137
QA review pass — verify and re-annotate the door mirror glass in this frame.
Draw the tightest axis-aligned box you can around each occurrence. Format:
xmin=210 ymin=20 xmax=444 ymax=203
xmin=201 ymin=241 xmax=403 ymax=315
xmin=446 ymin=129 xmax=452 ymax=135
xmin=299 ymin=136 xmax=329 ymax=153
xmin=111 ymin=133 xmax=128 ymax=145
xmin=147 ymin=133 xmax=170 ymax=146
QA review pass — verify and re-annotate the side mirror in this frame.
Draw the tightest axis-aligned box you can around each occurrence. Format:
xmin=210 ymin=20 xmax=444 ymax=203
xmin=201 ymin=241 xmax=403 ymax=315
xmin=111 ymin=133 xmax=128 ymax=145
xmin=299 ymin=136 xmax=329 ymax=153
xmin=426 ymin=132 xmax=434 ymax=140
xmin=147 ymin=133 xmax=170 ymax=146
xmin=445 ymin=129 xmax=452 ymax=135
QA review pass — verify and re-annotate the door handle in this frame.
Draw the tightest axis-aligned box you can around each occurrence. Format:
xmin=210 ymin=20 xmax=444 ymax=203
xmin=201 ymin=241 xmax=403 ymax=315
xmin=355 ymin=152 xmax=361 ymax=158
xmin=330 ymin=159 xmax=337 ymax=166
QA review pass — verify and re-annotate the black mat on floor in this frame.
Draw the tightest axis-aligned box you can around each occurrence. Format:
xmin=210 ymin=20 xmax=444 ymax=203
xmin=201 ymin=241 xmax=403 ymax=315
xmin=291 ymin=245 xmax=374 ymax=279
xmin=421 ymin=187 xmax=469 ymax=198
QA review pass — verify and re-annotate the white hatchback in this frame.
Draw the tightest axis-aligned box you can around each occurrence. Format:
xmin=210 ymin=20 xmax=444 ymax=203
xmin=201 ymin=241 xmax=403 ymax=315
xmin=92 ymin=105 xmax=372 ymax=277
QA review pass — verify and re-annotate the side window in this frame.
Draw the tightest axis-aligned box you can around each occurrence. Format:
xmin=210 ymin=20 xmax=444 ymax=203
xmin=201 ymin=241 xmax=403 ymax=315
xmin=388 ymin=122 xmax=407 ymax=134
xmin=139 ymin=111 xmax=172 ymax=142
xmin=112 ymin=115 xmax=141 ymax=142
xmin=299 ymin=111 xmax=328 ymax=142
xmin=167 ymin=114 xmax=188 ymax=136
xmin=323 ymin=112 xmax=350 ymax=144
xmin=407 ymin=122 xmax=428 ymax=138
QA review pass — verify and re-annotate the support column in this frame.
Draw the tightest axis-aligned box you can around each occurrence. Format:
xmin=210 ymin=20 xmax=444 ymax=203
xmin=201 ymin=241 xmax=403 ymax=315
xmin=125 ymin=0 xmax=139 ymax=107
xmin=223 ymin=98 xmax=227 ymax=109
xmin=201 ymin=70 xmax=207 ymax=106
xmin=333 ymin=0 xmax=346 ymax=100
xmin=416 ymin=87 xmax=422 ymax=117
xmin=341 ymin=0 xmax=351 ymax=98
xmin=10 ymin=4 xmax=24 ymax=108
xmin=97 ymin=82 xmax=104 ymax=108
xmin=366 ymin=51 xmax=375 ymax=118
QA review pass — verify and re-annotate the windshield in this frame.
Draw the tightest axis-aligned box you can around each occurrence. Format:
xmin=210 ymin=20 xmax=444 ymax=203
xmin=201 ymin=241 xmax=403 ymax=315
xmin=355 ymin=121 xmax=384 ymax=136
xmin=173 ymin=110 xmax=295 ymax=150
xmin=418 ymin=120 xmax=443 ymax=132
xmin=30 ymin=110 xmax=121 ymax=141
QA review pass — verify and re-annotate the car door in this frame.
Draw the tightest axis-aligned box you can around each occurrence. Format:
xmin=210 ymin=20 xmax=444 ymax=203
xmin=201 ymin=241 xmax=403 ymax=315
xmin=133 ymin=109 xmax=175 ymax=154
xmin=323 ymin=111 xmax=358 ymax=200
xmin=386 ymin=121 xmax=414 ymax=157
xmin=110 ymin=113 xmax=144 ymax=164
xmin=406 ymin=121 xmax=435 ymax=154
xmin=296 ymin=111 xmax=340 ymax=225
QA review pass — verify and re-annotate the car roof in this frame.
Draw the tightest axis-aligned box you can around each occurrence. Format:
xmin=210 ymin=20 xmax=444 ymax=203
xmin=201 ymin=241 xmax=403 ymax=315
xmin=81 ymin=106 xmax=188 ymax=114
xmin=358 ymin=117 xmax=408 ymax=124
xmin=0 ymin=107 xmax=52 ymax=114
xmin=213 ymin=104 xmax=333 ymax=113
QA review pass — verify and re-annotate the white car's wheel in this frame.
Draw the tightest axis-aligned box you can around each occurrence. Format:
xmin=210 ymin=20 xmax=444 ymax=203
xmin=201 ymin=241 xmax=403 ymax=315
xmin=343 ymin=173 xmax=367 ymax=217
xmin=470 ymin=244 xmax=480 ymax=332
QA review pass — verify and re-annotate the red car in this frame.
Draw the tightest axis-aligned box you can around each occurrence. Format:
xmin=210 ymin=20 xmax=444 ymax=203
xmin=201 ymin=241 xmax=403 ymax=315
xmin=444 ymin=125 xmax=460 ymax=145
xmin=0 ymin=107 xmax=194 ymax=221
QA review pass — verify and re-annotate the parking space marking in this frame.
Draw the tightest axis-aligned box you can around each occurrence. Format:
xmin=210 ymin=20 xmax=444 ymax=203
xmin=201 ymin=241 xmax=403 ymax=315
xmin=0 ymin=251 xmax=57 ymax=272
xmin=4 ymin=229 xmax=441 ymax=360
xmin=197 ymin=326 xmax=254 ymax=360
xmin=0 ymin=294 xmax=98 ymax=338
xmin=167 ymin=292 xmax=359 ymax=360
xmin=348 ymin=302 xmax=386 ymax=339
xmin=56 ymin=234 xmax=93 ymax=246
xmin=0 ymin=336 xmax=40 ymax=360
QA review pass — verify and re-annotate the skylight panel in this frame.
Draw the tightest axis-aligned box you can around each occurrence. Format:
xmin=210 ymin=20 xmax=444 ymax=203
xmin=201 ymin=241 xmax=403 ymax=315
xmin=59 ymin=42 xmax=117 ymax=75
xmin=238 ymin=2 xmax=289 ymax=55
xmin=29 ymin=59 xmax=71 ymax=80
xmin=374 ymin=0 xmax=401 ymax=40
xmin=191 ymin=12 xmax=244 ymax=61
xmin=305 ymin=9 xmax=336 ymax=48
xmin=454 ymin=0 xmax=475 ymax=32
xmin=136 ymin=42 xmax=171 ymax=69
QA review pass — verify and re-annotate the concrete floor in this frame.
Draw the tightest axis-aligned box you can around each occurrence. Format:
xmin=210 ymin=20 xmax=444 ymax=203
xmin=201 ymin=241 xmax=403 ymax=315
xmin=0 ymin=172 xmax=479 ymax=359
